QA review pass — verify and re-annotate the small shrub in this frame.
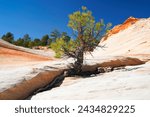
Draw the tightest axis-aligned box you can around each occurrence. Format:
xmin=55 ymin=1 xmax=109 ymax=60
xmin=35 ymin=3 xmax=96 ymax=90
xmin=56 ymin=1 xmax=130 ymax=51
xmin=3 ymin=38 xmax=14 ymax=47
xmin=50 ymin=38 xmax=76 ymax=58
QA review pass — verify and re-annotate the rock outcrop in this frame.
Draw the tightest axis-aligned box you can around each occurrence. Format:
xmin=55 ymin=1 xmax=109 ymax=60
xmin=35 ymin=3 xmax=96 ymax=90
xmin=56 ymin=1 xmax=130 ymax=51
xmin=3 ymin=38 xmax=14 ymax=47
xmin=31 ymin=17 xmax=150 ymax=100
xmin=0 ymin=69 xmax=64 ymax=100
xmin=82 ymin=57 xmax=145 ymax=73
xmin=90 ymin=17 xmax=150 ymax=61
xmin=101 ymin=17 xmax=139 ymax=42
xmin=0 ymin=39 xmax=54 ymax=60
xmin=1 ymin=17 xmax=150 ymax=100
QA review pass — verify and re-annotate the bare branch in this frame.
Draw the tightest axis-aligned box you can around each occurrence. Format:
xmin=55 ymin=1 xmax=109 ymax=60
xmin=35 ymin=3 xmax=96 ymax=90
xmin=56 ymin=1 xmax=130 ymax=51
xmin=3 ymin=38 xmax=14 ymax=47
xmin=97 ymin=44 xmax=107 ymax=50
xmin=62 ymin=46 xmax=76 ymax=58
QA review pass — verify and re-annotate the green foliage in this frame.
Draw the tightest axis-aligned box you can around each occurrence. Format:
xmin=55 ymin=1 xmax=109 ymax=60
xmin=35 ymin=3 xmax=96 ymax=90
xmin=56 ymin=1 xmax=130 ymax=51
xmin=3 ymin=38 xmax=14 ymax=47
xmin=28 ymin=41 xmax=35 ymax=48
xmin=61 ymin=32 xmax=71 ymax=42
xmin=66 ymin=6 xmax=112 ymax=73
xmin=1 ymin=30 xmax=70 ymax=50
xmin=41 ymin=34 xmax=49 ymax=46
xmin=50 ymin=6 xmax=111 ymax=62
xmin=68 ymin=6 xmax=112 ymax=51
xmin=22 ymin=34 xmax=31 ymax=47
xmin=33 ymin=38 xmax=41 ymax=46
xmin=47 ymin=38 xmax=52 ymax=45
xmin=50 ymin=29 xmax=61 ymax=42
xmin=2 ymin=32 xmax=14 ymax=43
xmin=50 ymin=31 xmax=72 ymax=58
xmin=14 ymin=38 xmax=24 ymax=46
xmin=50 ymin=38 xmax=76 ymax=58
xmin=68 ymin=6 xmax=95 ymax=31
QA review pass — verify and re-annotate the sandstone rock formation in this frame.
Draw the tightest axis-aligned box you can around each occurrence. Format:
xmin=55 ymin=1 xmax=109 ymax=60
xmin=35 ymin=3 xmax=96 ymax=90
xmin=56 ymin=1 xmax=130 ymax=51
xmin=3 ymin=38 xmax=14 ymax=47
xmin=101 ymin=17 xmax=139 ymax=42
xmin=31 ymin=17 xmax=150 ymax=100
xmin=0 ymin=39 xmax=57 ymax=99
xmin=0 ymin=17 xmax=150 ymax=100
xmin=0 ymin=39 xmax=55 ymax=62
xmin=0 ymin=69 xmax=64 ymax=100
xmin=90 ymin=17 xmax=150 ymax=61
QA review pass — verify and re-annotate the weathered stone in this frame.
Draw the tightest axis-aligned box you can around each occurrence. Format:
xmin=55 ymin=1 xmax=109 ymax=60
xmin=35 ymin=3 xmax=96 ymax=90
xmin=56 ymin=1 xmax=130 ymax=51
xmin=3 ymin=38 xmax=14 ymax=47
xmin=0 ymin=69 xmax=64 ymax=100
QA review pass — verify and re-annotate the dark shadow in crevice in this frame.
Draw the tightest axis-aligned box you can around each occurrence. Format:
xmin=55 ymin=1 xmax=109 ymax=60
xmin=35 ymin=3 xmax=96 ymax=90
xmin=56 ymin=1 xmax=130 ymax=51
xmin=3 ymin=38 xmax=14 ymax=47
xmin=27 ymin=65 xmax=142 ymax=100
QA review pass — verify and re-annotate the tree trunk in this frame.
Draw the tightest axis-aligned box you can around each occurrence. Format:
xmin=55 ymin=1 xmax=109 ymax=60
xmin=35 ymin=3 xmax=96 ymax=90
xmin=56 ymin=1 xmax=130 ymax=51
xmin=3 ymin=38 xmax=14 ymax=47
xmin=74 ymin=46 xmax=84 ymax=74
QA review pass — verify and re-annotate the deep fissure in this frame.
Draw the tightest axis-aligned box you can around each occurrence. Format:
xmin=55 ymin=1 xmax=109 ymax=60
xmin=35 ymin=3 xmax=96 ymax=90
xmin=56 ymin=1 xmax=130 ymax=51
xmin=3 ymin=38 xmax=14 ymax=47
xmin=29 ymin=65 xmax=126 ymax=99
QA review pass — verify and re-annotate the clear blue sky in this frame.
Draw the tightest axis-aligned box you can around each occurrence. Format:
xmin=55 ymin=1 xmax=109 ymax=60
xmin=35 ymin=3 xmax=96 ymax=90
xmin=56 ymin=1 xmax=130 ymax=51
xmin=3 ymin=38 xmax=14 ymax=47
xmin=0 ymin=0 xmax=149 ymax=39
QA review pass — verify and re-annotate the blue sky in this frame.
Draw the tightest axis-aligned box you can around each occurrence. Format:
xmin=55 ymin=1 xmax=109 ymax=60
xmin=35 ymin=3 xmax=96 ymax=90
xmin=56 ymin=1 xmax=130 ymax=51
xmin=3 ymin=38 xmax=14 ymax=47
xmin=0 ymin=0 xmax=150 ymax=39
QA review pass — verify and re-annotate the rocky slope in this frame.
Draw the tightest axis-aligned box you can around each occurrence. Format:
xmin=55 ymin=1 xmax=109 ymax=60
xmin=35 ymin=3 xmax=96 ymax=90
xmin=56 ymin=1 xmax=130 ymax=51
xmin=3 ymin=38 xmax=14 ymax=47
xmin=0 ymin=39 xmax=57 ymax=99
xmin=32 ymin=62 xmax=150 ymax=100
xmin=0 ymin=39 xmax=57 ymax=69
xmin=31 ymin=17 xmax=150 ymax=100
xmin=0 ymin=39 xmax=55 ymax=58
xmin=101 ymin=17 xmax=139 ymax=42
xmin=0 ymin=39 xmax=55 ymax=66
xmin=0 ymin=17 xmax=150 ymax=100
xmin=87 ymin=17 xmax=150 ymax=60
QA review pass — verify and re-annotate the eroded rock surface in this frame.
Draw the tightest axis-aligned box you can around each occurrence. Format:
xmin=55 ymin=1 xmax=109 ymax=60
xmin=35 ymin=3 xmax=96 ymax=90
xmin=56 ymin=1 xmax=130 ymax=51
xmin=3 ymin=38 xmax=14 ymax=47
xmin=101 ymin=17 xmax=139 ymax=42
xmin=0 ymin=17 xmax=150 ymax=100
xmin=31 ymin=62 xmax=150 ymax=100
xmin=31 ymin=17 xmax=150 ymax=100
xmin=0 ymin=67 xmax=64 ymax=100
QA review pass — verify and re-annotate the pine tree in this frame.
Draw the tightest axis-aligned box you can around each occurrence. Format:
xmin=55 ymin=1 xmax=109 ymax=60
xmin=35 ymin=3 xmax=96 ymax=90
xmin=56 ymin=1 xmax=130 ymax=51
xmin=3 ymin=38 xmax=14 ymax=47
xmin=64 ymin=6 xmax=112 ymax=74
xmin=2 ymin=32 xmax=14 ymax=43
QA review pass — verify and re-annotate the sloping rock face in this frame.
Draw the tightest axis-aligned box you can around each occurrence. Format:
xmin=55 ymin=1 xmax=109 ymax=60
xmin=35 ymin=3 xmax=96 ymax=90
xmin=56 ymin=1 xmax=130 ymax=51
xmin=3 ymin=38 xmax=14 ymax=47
xmin=31 ymin=17 xmax=150 ymax=100
xmin=101 ymin=17 xmax=139 ymax=42
xmin=0 ymin=39 xmax=54 ymax=61
xmin=82 ymin=57 xmax=145 ymax=72
xmin=84 ymin=17 xmax=150 ymax=73
xmin=31 ymin=62 xmax=150 ymax=100
xmin=0 ymin=47 xmax=50 ymax=62
xmin=1 ymin=17 xmax=150 ymax=100
xmin=0 ymin=39 xmax=57 ymax=100
xmin=0 ymin=69 xmax=64 ymax=100
xmin=0 ymin=39 xmax=56 ymax=66
xmin=90 ymin=17 xmax=150 ymax=61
